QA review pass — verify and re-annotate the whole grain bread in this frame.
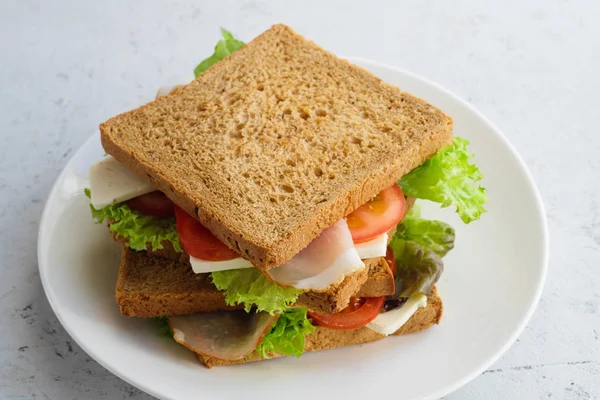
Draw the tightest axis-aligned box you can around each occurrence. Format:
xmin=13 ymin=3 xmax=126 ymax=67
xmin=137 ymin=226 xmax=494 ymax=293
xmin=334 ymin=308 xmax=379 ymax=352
xmin=110 ymin=222 xmax=397 ymax=314
xmin=100 ymin=24 xmax=453 ymax=271
xmin=297 ymin=257 xmax=381 ymax=314
xmin=116 ymin=247 xmax=394 ymax=317
xmin=356 ymin=256 xmax=394 ymax=297
xmin=116 ymin=247 xmax=242 ymax=317
xmin=197 ymin=286 xmax=443 ymax=367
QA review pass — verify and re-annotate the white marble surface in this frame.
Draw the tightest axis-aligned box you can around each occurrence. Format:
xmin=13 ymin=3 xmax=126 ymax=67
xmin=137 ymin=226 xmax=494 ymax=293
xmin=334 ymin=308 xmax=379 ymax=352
xmin=1 ymin=0 xmax=599 ymax=398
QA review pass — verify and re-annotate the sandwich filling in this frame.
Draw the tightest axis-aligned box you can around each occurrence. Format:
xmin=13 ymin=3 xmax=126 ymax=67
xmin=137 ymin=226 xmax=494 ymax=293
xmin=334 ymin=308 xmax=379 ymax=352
xmin=88 ymin=29 xmax=488 ymax=362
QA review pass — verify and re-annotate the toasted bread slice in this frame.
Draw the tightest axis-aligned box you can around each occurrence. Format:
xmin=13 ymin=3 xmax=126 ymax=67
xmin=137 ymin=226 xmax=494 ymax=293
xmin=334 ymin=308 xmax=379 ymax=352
xmin=116 ymin=247 xmax=394 ymax=317
xmin=356 ymin=256 xmax=395 ymax=297
xmin=197 ymin=287 xmax=443 ymax=368
xmin=100 ymin=24 xmax=453 ymax=271
xmin=296 ymin=257 xmax=389 ymax=314
xmin=116 ymin=247 xmax=241 ymax=317
xmin=110 ymin=223 xmax=396 ymax=314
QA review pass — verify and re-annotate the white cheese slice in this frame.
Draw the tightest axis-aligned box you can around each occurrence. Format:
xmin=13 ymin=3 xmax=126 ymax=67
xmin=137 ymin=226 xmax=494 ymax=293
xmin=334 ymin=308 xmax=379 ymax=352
xmin=367 ymin=293 xmax=428 ymax=335
xmin=189 ymin=255 xmax=254 ymax=274
xmin=355 ymin=233 xmax=388 ymax=259
xmin=88 ymin=156 xmax=155 ymax=209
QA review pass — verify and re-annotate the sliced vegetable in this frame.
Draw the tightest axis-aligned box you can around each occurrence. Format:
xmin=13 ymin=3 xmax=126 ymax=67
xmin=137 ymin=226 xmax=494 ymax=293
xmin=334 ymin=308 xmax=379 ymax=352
xmin=398 ymin=137 xmax=487 ymax=223
xmin=169 ymin=310 xmax=277 ymax=361
xmin=308 ymin=296 xmax=385 ymax=330
xmin=174 ymin=206 xmax=238 ymax=261
xmin=389 ymin=240 xmax=443 ymax=298
xmin=211 ymin=268 xmax=303 ymax=314
xmin=194 ymin=28 xmax=245 ymax=78
xmin=396 ymin=205 xmax=455 ymax=257
xmin=85 ymin=188 xmax=181 ymax=252
xmin=256 ymin=307 xmax=316 ymax=358
xmin=384 ymin=246 xmax=396 ymax=275
xmin=156 ymin=316 xmax=173 ymax=337
xmin=127 ymin=191 xmax=175 ymax=218
xmin=346 ymin=184 xmax=407 ymax=243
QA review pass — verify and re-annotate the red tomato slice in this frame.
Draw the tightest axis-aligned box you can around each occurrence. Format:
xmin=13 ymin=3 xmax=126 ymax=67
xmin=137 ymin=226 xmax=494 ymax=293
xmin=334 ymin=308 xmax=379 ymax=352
xmin=174 ymin=206 xmax=239 ymax=261
xmin=127 ymin=191 xmax=175 ymax=218
xmin=308 ymin=296 xmax=385 ymax=330
xmin=385 ymin=246 xmax=396 ymax=276
xmin=346 ymin=184 xmax=406 ymax=244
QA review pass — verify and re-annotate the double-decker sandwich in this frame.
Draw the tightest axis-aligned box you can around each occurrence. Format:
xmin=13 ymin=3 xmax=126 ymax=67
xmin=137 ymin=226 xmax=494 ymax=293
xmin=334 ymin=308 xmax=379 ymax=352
xmin=86 ymin=25 xmax=487 ymax=367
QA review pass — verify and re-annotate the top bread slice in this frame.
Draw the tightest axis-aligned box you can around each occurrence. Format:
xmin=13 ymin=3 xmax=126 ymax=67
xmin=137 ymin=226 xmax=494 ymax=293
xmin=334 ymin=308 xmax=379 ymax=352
xmin=100 ymin=24 xmax=453 ymax=270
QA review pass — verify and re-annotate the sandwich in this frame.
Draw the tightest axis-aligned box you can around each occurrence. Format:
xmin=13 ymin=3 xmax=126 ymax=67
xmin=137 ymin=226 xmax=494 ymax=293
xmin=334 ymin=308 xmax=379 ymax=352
xmin=85 ymin=25 xmax=487 ymax=367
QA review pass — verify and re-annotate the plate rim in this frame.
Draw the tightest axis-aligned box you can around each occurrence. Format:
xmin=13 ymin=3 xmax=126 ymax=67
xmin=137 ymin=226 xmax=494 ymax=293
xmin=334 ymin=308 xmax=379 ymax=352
xmin=37 ymin=57 xmax=549 ymax=400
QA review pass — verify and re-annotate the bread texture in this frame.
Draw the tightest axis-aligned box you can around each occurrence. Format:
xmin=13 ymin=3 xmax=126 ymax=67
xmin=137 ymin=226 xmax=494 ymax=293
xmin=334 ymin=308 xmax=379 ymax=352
xmin=116 ymin=248 xmax=394 ymax=317
xmin=298 ymin=257 xmax=382 ymax=314
xmin=116 ymin=247 xmax=241 ymax=317
xmin=110 ymin=221 xmax=396 ymax=314
xmin=100 ymin=24 xmax=453 ymax=271
xmin=197 ymin=286 xmax=443 ymax=367
xmin=356 ymin=256 xmax=394 ymax=297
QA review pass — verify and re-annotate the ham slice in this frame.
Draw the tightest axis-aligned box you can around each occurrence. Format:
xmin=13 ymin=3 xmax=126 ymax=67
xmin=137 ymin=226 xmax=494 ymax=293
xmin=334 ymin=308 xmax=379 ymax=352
xmin=266 ymin=219 xmax=365 ymax=290
xmin=169 ymin=310 xmax=277 ymax=360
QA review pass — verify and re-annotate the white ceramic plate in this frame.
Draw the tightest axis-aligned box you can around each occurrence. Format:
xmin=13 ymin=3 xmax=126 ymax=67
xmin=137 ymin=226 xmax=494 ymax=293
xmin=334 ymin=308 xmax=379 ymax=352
xmin=38 ymin=58 xmax=548 ymax=400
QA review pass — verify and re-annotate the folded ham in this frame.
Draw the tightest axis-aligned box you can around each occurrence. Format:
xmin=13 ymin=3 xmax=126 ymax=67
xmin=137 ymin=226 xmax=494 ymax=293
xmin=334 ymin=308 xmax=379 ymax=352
xmin=169 ymin=310 xmax=277 ymax=360
xmin=266 ymin=219 xmax=365 ymax=290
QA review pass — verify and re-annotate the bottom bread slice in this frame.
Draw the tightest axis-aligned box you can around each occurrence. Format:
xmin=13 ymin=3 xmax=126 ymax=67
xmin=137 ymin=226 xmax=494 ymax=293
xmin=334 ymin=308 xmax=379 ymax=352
xmin=197 ymin=286 xmax=443 ymax=368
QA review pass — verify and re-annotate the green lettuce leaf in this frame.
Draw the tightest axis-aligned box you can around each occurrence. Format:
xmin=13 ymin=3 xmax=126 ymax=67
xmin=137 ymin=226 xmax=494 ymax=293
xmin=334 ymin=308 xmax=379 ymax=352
xmin=396 ymin=205 xmax=455 ymax=257
xmin=388 ymin=239 xmax=444 ymax=298
xmin=398 ymin=137 xmax=487 ymax=223
xmin=194 ymin=28 xmax=245 ymax=78
xmin=85 ymin=188 xmax=182 ymax=252
xmin=255 ymin=307 xmax=315 ymax=358
xmin=156 ymin=316 xmax=173 ymax=337
xmin=211 ymin=268 xmax=302 ymax=314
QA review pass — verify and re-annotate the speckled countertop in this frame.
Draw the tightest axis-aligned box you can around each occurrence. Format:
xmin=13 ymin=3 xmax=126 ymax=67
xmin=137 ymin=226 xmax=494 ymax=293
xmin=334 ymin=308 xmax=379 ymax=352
xmin=1 ymin=0 xmax=599 ymax=398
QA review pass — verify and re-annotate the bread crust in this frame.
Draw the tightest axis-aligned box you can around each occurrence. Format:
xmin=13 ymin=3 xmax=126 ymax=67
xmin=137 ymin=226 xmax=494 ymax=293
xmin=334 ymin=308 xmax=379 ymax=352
xmin=111 ymin=221 xmax=396 ymax=314
xmin=116 ymin=247 xmax=394 ymax=317
xmin=100 ymin=24 xmax=453 ymax=271
xmin=116 ymin=247 xmax=242 ymax=317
